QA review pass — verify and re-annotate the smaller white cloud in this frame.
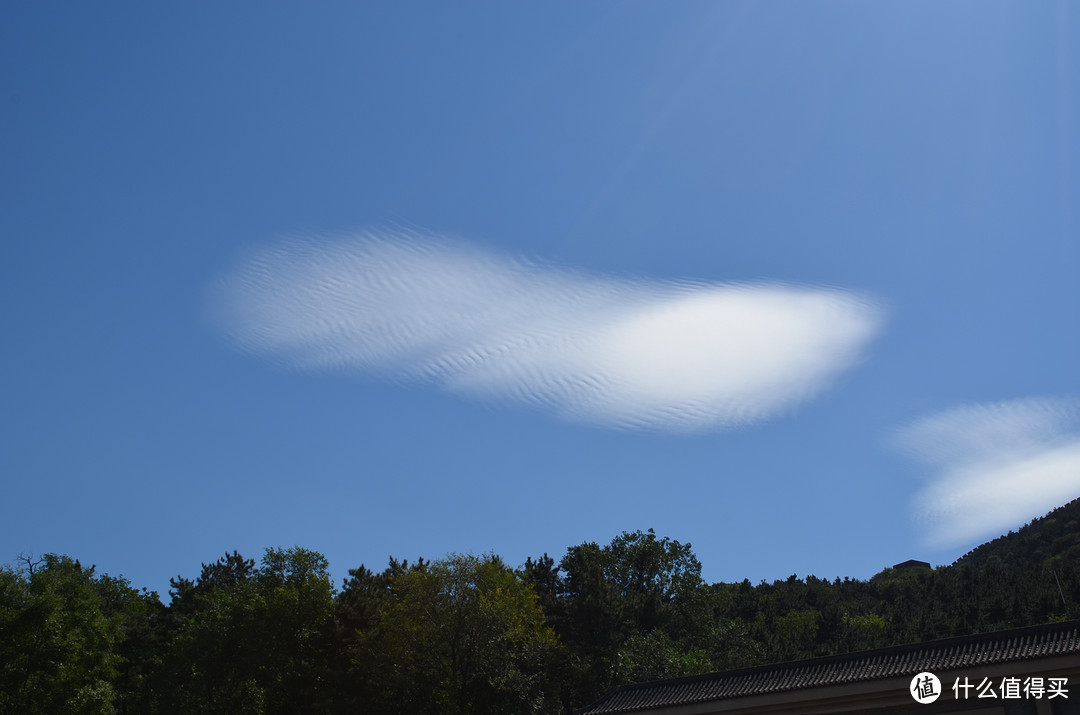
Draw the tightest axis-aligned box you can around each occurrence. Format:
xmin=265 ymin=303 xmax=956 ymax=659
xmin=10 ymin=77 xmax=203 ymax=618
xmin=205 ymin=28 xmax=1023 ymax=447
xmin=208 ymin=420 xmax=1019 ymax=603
xmin=895 ymin=398 xmax=1080 ymax=549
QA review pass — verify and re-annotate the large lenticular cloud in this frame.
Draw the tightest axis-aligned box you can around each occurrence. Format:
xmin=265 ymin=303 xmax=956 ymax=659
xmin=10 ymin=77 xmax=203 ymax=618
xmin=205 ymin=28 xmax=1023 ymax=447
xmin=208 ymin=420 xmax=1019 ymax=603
xmin=211 ymin=231 xmax=882 ymax=431
xmin=895 ymin=398 xmax=1080 ymax=548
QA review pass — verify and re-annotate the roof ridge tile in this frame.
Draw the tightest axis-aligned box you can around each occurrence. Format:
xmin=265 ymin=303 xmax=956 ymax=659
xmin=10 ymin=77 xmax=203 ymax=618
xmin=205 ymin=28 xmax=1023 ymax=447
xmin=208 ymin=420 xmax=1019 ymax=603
xmin=577 ymin=620 xmax=1080 ymax=715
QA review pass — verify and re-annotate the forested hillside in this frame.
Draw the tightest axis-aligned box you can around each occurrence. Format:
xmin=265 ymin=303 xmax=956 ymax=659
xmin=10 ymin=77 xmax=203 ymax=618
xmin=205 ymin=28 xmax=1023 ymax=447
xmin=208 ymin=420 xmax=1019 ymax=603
xmin=4 ymin=500 xmax=1080 ymax=714
xmin=952 ymin=497 xmax=1080 ymax=570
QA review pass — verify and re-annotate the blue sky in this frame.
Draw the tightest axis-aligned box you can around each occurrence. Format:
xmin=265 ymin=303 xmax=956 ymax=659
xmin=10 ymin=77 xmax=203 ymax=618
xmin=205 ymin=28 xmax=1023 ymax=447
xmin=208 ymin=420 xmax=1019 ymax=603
xmin=2 ymin=2 xmax=1077 ymax=596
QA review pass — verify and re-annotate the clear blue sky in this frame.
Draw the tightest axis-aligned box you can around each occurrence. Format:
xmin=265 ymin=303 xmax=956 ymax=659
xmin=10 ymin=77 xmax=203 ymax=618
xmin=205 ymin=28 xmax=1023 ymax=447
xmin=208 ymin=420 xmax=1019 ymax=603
xmin=2 ymin=2 xmax=1077 ymax=597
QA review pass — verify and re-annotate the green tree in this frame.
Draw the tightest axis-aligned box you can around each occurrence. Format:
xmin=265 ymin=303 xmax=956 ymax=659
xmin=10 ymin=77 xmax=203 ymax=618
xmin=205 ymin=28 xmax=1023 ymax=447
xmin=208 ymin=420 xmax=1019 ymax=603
xmin=155 ymin=547 xmax=338 ymax=713
xmin=556 ymin=529 xmax=706 ymax=703
xmin=771 ymin=609 xmax=821 ymax=661
xmin=349 ymin=553 xmax=562 ymax=714
xmin=611 ymin=628 xmax=711 ymax=683
xmin=0 ymin=554 xmax=148 ymax=714
xmin=840 ymin=612 xmax=887 ymax=652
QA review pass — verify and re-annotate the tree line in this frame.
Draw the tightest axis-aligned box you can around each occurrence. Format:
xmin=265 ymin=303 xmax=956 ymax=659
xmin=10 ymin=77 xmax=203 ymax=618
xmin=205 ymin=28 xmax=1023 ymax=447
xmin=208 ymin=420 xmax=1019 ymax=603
xmin=4 ymin=499 xmax=1080 ymax=714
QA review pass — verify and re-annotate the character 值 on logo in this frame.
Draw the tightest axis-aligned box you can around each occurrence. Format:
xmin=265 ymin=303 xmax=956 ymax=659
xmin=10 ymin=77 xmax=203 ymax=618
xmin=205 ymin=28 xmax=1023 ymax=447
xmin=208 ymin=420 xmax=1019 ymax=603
xmin=910 ymin=672 xmax=941 ymax=704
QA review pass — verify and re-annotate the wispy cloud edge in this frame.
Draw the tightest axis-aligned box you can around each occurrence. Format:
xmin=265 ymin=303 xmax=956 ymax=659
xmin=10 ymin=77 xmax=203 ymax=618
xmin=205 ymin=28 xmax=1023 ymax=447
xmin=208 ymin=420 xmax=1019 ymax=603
xmin=896 ymin=397 xmax=1080 ymax=549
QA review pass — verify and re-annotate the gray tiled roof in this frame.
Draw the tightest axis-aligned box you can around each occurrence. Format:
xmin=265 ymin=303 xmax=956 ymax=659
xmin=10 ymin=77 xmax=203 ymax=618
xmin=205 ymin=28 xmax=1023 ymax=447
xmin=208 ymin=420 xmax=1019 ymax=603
xmin=577 ymin=620 xmax=1080 ymax=714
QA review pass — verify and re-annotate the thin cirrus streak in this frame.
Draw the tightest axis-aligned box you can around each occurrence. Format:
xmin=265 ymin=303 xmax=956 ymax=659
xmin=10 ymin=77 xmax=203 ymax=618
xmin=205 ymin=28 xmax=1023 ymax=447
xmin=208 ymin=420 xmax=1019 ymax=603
xmin=210 ymin=231 xmax=882 ymax=431
xmin=894 ymin=398 xmax=1080 ymax=548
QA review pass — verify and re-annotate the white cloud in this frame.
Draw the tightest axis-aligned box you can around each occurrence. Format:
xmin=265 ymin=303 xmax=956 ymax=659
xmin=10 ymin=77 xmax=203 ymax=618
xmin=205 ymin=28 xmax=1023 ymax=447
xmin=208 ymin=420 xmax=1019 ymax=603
xmin=210 ymin=230 xmax=881 ymax=431
xmin=895 ymin=398 xmax=1080 ymax=548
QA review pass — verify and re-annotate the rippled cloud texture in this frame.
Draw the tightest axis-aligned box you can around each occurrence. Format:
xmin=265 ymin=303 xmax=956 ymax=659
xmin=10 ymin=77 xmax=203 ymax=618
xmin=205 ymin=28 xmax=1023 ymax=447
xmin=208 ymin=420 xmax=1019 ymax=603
xmin=896 ymin=398 xmax=1080 ymax=548
xmin=212 ymin=232 xmax=881 ymax=431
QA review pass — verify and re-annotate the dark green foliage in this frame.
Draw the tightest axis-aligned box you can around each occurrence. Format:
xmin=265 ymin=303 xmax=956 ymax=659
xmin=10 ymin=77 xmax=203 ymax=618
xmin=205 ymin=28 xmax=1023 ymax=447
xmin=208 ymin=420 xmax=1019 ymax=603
xmin=610 ymin=629 xmax=711 ymax=683
xmin=4 ymin=499 xmax=1080 ymax=713
xmin=0 ymin=554 xmax=158 ymax=714
xmin=954 ymin=498 xmax=1080 ymax=571
xmin=530 ymin=529 xmax=723 ymax=706
xmin=153 ymin=547 xmax=339 ymax=713
xmin=345 ymin=553 xmax=563 ymax=714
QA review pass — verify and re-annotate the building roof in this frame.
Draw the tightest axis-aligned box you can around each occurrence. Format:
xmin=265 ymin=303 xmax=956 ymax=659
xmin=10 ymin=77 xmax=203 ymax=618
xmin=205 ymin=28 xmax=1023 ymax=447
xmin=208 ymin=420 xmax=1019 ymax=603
xmin=577 ymin=619 xmax=1080 ymax=714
